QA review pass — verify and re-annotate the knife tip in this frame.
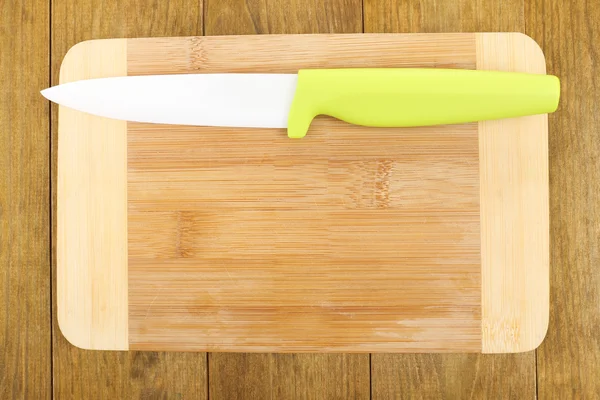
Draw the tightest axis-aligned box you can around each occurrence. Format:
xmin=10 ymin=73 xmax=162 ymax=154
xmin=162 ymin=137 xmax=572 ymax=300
xmin=40 ymin=87 xmax=53 ymax=101
xmin=40 ymin=88 xmax=50 ymax=100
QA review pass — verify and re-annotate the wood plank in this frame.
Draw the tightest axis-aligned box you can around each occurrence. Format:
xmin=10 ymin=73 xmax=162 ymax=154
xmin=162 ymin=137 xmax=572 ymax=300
xmin=204 ymin=1 xmax=369 ymax=398
xmin=209 ymin=353 xmax=370 ymax=400
xmin=51 ymin=0 xmax=207 ymax=398
xmin=365 ymin=0 xmax=537 ymax=397
xmin=205 ymin=0 xmax=362 ymax=35
xmin=364 ymin=0 xmax=524 ymax=33
xmin=0 ymin=0 xmax=51 ymax=398
xmin=372 ymin=354 xmax=535 ymax=399
xmin=477 ymin=32 xmax=549 ymax=353
xmin=526 ymin=0 xmax=600 ymax=397
xmin=57 ymin=38 xmax=128 ymax=351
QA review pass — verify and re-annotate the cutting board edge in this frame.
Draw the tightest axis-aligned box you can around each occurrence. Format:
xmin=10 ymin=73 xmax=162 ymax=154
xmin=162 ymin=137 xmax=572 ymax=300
xmin=55 ymin=33 xmax=550 ymax=353
xmin=477 ymin=32 xmax=550 ymax=353
xmin=57 ymin=38 xmax=129 ymax=351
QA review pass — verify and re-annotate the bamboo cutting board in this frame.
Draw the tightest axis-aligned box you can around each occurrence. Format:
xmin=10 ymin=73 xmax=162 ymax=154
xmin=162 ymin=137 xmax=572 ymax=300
xmin=57 ymin=33 xmax=549 ymax=353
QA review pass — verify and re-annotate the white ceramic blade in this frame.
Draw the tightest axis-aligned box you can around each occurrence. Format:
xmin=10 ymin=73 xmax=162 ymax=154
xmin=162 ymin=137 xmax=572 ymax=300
xmin=41 ymin=73 xmax=298 ymax=128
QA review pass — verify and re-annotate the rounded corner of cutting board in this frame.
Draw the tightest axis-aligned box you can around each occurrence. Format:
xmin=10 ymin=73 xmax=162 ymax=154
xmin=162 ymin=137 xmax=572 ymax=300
xmin=482 ymin=287 xmax=550 ymax=354
xmin=57 ymin=38 xmax=129 ymax=351
xmin=57 ymin=306 xmax=128 ymax=351
xmin=475 ymin=32 xmax=547 ymax=73
xmin=59 ymin=38 xmax=129 ymax=83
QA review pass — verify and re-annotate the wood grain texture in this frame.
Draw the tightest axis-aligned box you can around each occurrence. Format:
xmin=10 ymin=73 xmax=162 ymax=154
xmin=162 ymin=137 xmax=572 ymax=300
xmin=205 ymin=0 xmax=363 ymax=35
xmin=203 ymin=2 xmax=367 ymax=399
xmin=365 ymin=0 xmax=537 ymax=398
xmin=51 ymin=0 xmax=207 ymax=398
xmin=526 ymin=0 xmax=600 ymax=397
xmin=127 ymin=33 xmax=476 ymax=75
xmin=0 ymin=0 xmax=51 ymax=398
xmin=477 ymin=32 xmax=549 ymax=353
xmin=364 ymin=0 xmax=525 ymax=33
xmin=4 ymin=0 xmax=594 ymax=399
xmin=53 ymin=351 xmax=207 ymax=399
xmin=57 ymin=39 xmax=128 ymax=351
xmin=127 ymin=36 xmax=550 ymax=358
xmin=209 ymin=353 xmax=370 ymax=399
xmin=372 ymin=354 xmax=536 ymax=399
xmin=59 ymin=32 xmax=550 ymax=355
xmin=126 ymin=34 xmax=482 ymax=353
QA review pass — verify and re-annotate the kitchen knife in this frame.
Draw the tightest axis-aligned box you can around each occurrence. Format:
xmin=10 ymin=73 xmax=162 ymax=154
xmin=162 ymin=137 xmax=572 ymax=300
xmin=42 ymin=68 xmax=560 ymax=138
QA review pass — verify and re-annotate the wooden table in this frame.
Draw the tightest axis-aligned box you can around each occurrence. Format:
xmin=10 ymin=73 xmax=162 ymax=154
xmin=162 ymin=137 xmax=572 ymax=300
xmin=1 ymin=0 xmax=598 ymax=398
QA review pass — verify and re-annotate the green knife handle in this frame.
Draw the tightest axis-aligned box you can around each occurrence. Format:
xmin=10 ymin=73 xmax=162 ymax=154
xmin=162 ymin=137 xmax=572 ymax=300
xmin=286 ymin=68 xmax=560 ymax=138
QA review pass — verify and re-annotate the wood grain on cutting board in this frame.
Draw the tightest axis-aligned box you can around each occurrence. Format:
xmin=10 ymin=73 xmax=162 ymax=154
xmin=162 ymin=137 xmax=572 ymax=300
xmin=57 ymin=33 xmax=548 ymax=353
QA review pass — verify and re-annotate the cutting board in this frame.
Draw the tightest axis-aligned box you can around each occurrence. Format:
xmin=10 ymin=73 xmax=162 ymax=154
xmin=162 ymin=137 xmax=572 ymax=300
xmin=57 ymin=33 xmax=549 ymax=353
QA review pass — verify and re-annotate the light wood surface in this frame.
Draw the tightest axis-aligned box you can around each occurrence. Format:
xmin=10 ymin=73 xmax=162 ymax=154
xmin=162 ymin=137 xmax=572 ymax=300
xmin=477 ymin=32 xmax=549 ymax=353
xmin=0 ymin=0 xmax=51 ymax=398
xmin=57 ymin=39 xmax=128 ymax=350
